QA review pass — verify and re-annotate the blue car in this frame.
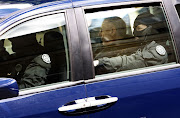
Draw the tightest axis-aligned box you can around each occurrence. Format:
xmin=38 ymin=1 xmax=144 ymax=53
xmin=0 ymin=0 xmax=180 ymax=117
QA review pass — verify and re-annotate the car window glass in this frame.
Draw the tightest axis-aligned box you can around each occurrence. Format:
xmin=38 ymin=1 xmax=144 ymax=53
xmin=0 ymin=13 xmax=70 ymax=89
xmin=0 ymin=13 xmax=65 ymax=39
xmin=85 ymin=4 xmax=177 ymax=76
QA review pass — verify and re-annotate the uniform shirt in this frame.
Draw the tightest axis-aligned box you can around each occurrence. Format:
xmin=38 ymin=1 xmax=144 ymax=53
xmin=18 ymin=54 xmax=51 ymax=89
xmin=97 ymin=41 xmax=168 ymax=72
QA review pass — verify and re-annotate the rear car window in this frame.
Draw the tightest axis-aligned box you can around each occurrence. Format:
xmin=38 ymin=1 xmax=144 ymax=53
xmin=85 ymin=4 xmax=177 ymax=76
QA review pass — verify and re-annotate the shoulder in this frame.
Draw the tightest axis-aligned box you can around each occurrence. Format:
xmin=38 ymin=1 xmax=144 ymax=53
xmin=33 ymin=54 xmax=51 ymax=68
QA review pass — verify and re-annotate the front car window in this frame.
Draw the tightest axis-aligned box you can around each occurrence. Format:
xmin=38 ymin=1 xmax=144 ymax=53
xmin=85 ymin=4 xmax=177 ymax=76
xmin=0 ymin=12 xmax=70 ymax=89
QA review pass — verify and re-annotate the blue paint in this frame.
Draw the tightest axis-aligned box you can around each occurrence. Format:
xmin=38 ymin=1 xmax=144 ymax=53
xmin=0 ymin=0 xmax=72 ymax=32
xmin=0 ymin=85 xmax=87 ymax=118
xmin=0 ymin=0 xmax=180 ymax=117
xmin=86 ymin=68 xmax=180 ymax=118
xmin=0 ymin=78 xmax=18 ymax=100
xmin=0 ymin=9 xmax=20 ymax=18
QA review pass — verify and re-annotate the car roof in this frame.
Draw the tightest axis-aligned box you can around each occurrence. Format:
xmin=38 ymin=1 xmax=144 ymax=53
xmin=0 ymin=0 xmax=72 ymax=32
xmin=0 ymin=0 xmax=160 ymax=33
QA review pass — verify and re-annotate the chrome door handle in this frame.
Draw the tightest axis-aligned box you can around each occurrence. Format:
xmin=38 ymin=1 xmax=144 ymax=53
xmin=58 ymin=95 xmax=118 ymax=114
xmin=87 ymin=95 xmax=118 ymax=107
xmin=58 ymin=99 xmax=91 ymax=112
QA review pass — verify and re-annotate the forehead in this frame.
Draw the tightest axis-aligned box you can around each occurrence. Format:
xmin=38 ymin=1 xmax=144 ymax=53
xmin=102 ymin=20 xmax=113 ymax=28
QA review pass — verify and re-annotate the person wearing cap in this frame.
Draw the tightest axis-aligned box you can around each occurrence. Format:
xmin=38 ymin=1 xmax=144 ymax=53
xmin=94 ymin=12 xmax=168 ymax=74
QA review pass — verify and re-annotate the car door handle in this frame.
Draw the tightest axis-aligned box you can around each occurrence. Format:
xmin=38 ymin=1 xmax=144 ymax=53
xmin=58 ymin=95 xmax=118 ymax=115
xmin=58 ymin=98 xmax=91 ymax=112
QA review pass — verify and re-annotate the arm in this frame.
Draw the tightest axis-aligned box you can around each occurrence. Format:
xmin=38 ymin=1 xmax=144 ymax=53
xmin=95 ymin=41 xmax=168 ymax=72
xmin=97 ymin=51 xmax=145 ymax=72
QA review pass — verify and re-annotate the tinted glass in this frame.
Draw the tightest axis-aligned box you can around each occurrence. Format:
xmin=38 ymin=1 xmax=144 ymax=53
xmin=0 ymin=13 xmax=70 ymax=89
xmin=85 ymin=5 xmax=177 ymax=76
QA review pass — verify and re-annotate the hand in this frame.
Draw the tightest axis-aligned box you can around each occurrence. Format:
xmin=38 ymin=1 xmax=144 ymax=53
xmin=93 ymin=60 xmax=99 ymax=67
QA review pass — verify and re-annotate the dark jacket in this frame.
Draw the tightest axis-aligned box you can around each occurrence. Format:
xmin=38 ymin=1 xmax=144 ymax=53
xmin=18 ymin=54 xmax=51 ymax=89
xmin=97 ymin=41 xmax=168 ymax=72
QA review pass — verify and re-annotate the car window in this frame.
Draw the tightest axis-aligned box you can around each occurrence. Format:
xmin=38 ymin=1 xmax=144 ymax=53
xmin=0 ymin=12 xmax=70 ymax=89
xmin=85 ymin=4 xmax=177 ymax=76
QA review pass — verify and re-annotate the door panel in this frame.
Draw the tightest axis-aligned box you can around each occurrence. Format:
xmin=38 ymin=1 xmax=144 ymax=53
xmin=0 ymin=85 xmax=87 ymax=118
xmin=86 ymin=68 xmax=180 ymax=118
xmin=81 ymin=1 xmax=180 ymax=117
xmin=0 ymin=2 xmax=88 ymax=118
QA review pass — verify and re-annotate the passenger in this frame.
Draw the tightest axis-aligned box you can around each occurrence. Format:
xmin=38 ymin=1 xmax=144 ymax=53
xmin=18 ymin=31 xmax=64 ymax=89
xmin=94 ymin=16 xmax=133 ymax=59
xmin=8 ymin=33 xmax=49 ymax=89
xmin=99 ymin=16 xmax=131 ymax=46
xmin=8 ymin=34 xmax=45 ymax=83
xmin=94 ymin=12 xmax=168 ymax=74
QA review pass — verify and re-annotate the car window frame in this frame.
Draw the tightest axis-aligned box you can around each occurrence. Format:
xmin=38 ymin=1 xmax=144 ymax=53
xmin=0 ymin=9 xmax=85 ymax=96
xmin=76 ymin=0 xmax=180 ymax=82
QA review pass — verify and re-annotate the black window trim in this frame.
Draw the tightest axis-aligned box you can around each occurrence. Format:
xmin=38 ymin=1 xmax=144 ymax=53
xmin=82 ymin=0 xmax=162 ymax=10
xmin=73 ymin=8 xmax=95 ymax=80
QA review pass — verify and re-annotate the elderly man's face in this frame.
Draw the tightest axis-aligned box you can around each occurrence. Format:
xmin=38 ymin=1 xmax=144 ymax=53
xmin=100 ymin=21 xmax=115 ymax=45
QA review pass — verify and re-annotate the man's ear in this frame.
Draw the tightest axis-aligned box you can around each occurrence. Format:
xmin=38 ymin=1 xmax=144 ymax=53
xmin=111 ymin=26 xmax=117 ymax=36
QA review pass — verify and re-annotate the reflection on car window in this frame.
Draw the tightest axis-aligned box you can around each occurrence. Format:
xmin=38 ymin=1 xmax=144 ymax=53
xmin=0 ymin=13 xmax=70 ymax=89
xmin=85 ymin=5 xmax=177 ymax=76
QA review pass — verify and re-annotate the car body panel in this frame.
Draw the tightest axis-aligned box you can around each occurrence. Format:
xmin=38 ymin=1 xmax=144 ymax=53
xmin=0 ymin=1 xmax=87 ymax=118
xmin=86 ymin=67 xmax=180 ymax=117
xmin=77 ymin=0 xmax=180 ymax=117
xmin=0 ymin=84 xmax=87 ymax=118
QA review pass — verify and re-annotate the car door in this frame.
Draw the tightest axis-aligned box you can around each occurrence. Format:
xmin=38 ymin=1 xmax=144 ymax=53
xmin=75 ymin=0 xmax=180 ymax=117
xmin=0 ymin=2 xmax=88 ymax=118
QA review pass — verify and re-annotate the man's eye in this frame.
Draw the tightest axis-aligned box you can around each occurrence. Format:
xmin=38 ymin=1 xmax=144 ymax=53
xmin=136 ymin=28 xmax=143 ymax=31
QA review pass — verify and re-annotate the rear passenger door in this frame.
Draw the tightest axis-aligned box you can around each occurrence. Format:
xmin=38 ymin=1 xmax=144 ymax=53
xmin=0 ymin=6 xmax=88 ymax=118
xmin=79 ymin=1 xmax=180 ymax=117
